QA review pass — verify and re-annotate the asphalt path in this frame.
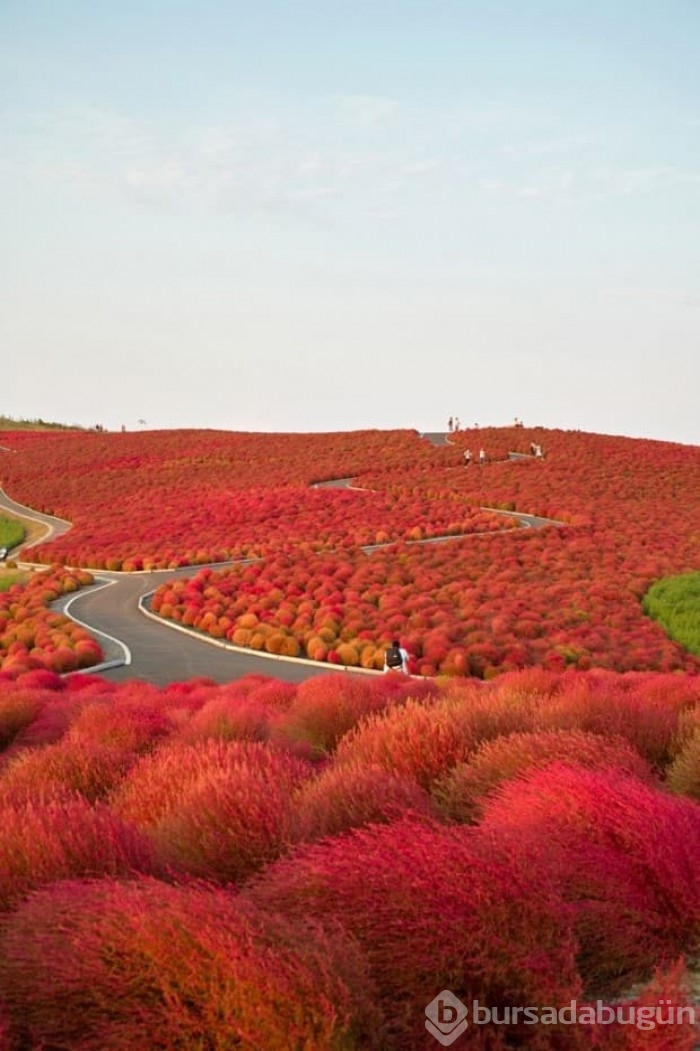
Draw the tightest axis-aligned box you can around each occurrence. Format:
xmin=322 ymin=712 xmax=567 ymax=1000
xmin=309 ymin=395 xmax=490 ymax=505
xmin=0 ymin=435 xmax=561 ymax=685
xmin=59 ymin=571 xmax=344 ymax=686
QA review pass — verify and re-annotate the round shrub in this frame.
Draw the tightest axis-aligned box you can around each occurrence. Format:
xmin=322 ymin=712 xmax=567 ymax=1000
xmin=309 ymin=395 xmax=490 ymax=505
xmin=110 ymin=739 xmax=311 ymax=882
xmin=0 ymin=739 xmax=135 ymax=806
xmin=0 ymin=689 xmax=45 ymax=751
xmin=671 ymin=705 xmax=700 ymax=759
xmin=292 ymin=762 xmax=438 ymax=842
xmin=276 ymin=674 xmax=394 ymax=757
xmin=333 ymin=696 xmax=480 ymax=788
xmin=0 ymin=878 xmax=380 ymax=1050
xmin=0 ymin=799 xmax=156 ymax=910
xmin=245 ymin=817 xmax=580 ymax=1048
xmin=533 ymin=676 xmax=680 ymax=769
xmin=178 ymin=695 xmax=271 ymax=744
xmin=478 ymin=764 xmax=700 ymax=993
xmin=433 ymin=730 xmax=652 ymax=823
xmin=66 ymin=698 xmax=174 ymax=753
xmin=591 ymin=960 xmax=698 ymax=1049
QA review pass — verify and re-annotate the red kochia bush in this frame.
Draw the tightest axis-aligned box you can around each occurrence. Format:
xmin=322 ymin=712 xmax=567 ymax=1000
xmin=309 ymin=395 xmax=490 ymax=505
xmin=593 ymin=960 xmax=698 ymax=1049
xmin=245 ymin=817 xmax=580 ymax=1048
xmin=332 ymin=683 xmax=534 ymax=789
xmin=8 ymin=694 xmax=79 ymax=749
xmin=0 ymin=689 xmax=45 ymax=752
xmin=0 ymin=799 xmax=155 ymax=910
xmin=533 ymin=676 xmax=681 ymax=769
xmin=66 ymin=698 xmax=174 ymax=753
xmin=433 ymin=730 xmax=653 ymax=823
xmin=110 ymin=740 xmax=311 ymax=882
xmin=291 ymin=762 xmax=438 ymax=842
xmin=0 ymin=877 xmax=380 ymax=1050
xmin=0 ymin=739 xmax=135 ymax=806
xmin=332 ymin=697 xmax=477 ymax=787
xmin=478 ymin=764 xmax=700 ymax=992
xmin=244 ymin=678 xmax=299 ymax=710
xmin=177 ymin=694 xmax=271 ymax=744
xmin=275 ymin=673 xmax=396 ymax=756
xmin=13 ymin=669 xmax=63 ymax=691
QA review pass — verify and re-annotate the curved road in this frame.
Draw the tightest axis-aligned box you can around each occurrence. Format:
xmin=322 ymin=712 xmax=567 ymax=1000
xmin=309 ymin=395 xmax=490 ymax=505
xmin=0 ymin=436 xmax=560 ymax=685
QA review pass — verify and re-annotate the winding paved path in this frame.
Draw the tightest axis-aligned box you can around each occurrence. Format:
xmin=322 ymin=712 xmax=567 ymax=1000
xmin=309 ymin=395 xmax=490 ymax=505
xmin=0 ymin=436 xmax=560 ymax=685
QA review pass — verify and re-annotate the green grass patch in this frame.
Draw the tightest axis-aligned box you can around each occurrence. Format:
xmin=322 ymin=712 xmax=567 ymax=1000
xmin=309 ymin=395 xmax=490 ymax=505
xmin=0 ymin=570 xmax=26 ymax=593
xmin=643 ymin=571 xmax=700 ymax=657
xmin=0 ymin=517 xmax=25 ymax=551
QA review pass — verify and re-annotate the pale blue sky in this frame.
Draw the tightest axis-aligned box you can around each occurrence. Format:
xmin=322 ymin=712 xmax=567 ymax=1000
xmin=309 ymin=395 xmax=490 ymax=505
xmin=2 ymin=2 xmax=698 ymax=442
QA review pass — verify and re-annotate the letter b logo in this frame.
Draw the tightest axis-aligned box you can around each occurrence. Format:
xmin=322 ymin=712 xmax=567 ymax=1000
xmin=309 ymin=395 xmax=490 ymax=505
xmin=425 ymin=991 xmax=469 ymax=1045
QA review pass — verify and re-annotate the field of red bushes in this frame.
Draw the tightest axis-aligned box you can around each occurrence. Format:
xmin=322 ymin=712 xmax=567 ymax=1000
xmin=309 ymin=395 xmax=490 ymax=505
xmin=0 ymin=666 xmax=699 ymax=1048
xmin=0 ymin=566 xmax=102 ymax=678
xmin=0 ymin=428 xmax=461 ymax=567
xmin=2 ymin=424 xmax=699 ymax=679
xmin=1 ymin=425 xmax=699 ymax=1042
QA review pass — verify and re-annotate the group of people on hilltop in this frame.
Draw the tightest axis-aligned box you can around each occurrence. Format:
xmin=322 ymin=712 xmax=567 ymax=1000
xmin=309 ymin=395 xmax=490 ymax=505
xmin=447 ymin=416 xmax=462 ymax=432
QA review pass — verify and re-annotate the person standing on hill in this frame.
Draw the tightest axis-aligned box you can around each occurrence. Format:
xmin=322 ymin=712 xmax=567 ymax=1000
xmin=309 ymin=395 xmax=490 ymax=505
xmin=464 ymin=449 xmax=472 ymax=466
xmin=384 ymin=639 xmax=410 ymax=674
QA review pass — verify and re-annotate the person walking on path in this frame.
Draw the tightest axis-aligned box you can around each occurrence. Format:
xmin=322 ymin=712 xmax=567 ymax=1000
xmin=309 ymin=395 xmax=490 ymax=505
xmin=479 ymin=448 xmax=487 ymax=466
xmin=464 ymin=449 xmax=472 ymax=466
xmin=384 ymin=638 xmax=410 ymax=674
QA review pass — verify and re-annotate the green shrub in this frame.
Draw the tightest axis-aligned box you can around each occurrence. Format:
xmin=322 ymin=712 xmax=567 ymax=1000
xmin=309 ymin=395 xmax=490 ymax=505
xmin=643 ymin=571 xmax=700 ymax=657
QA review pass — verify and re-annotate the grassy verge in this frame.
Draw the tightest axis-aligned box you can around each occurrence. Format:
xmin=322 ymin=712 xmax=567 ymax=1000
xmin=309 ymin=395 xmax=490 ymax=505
xmin=0 ymin=570 xmax=27 ymax=592
xmin=0 ymin=517 xmax=25 ymax=551
xmin=643 ymin=571 xmax=700 ymax=657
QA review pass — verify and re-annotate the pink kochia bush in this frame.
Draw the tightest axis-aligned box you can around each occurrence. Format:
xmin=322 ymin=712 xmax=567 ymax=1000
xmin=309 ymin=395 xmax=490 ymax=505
xmin=331 ymin=697 xmax=478 ymax=788
xmin=0 ymin=689 xmax=45 ymax=751
xmin=0 ymin=799 xmax=155 ymax=910
xmin=178 ymin=692 xmax=273 ymax=744
xmin=1 ymin=669 xmax=700 ymax=1046
xmin=478 ymin=764 xmax=700 ymax=994
xmin=273 ymin=673 xmax=403 ymax=756
xmin=245 ymin=816 xmax=581 ymax=1048
xmin=432 ymin=729 xmax=653 ymax=823
xmin=109 ymin=739 xmax=311 ymax=882
xmin=0 ymin=877 xmax=379 ymax=1051
xmin=291 ymin=762 xmax=438 ymax=843
xmin=65 ymin=697 xmax=175 ymax=753
xmin=0 ymin=739 xmax=135 ymax=806
xmin=532 ymin=673 xmax=688 ymax=769
xmin=593 ymin=960 xmax=698 ymax=1049
xmin=332 ymin=684 xmax=535 ymax=789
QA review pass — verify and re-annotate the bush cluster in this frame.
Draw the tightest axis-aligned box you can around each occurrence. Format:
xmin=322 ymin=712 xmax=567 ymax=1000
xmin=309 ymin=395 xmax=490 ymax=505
xmin=0 ymin=667 xmax=699 ymax=1047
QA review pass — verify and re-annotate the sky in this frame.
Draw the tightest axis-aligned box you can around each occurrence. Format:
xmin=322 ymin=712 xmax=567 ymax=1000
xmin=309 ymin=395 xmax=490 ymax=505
xmin=2 ymin=1 xmax=699 ymax=444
